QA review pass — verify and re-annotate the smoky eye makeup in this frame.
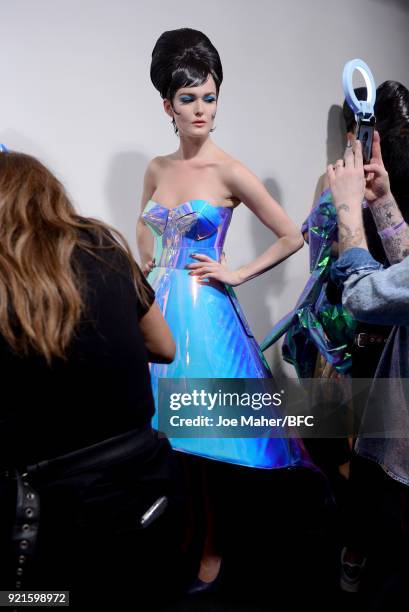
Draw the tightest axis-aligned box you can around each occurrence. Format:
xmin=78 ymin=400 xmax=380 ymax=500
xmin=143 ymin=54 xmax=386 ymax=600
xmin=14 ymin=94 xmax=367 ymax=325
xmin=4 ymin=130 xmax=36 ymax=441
xmin=178 ymin=93 xmax=217 ymax=104
xmin=179 ymin=95 xmax=195 ymax=103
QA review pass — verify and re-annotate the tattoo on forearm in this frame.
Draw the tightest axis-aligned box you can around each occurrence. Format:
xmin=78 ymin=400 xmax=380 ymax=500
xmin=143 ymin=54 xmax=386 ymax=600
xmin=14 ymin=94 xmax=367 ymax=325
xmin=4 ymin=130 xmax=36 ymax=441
xmin=381 ymin=233 xmax=409 ymax=264
xmin=337 ymin=203 xmax=350 ymax=213
xmin=338 ymin=221 xmax=365 ymax=250
xmin=371 ymin=199 xmax=401 ymax=228
xmin=370 ymin=197 xmax=409 ymax=264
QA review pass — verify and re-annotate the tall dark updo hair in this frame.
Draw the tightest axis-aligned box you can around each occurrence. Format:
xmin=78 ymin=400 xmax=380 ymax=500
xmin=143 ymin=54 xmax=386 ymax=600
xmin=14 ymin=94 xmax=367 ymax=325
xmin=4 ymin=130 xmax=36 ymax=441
xmin=150 ymin=28 xmax=223 ymax=136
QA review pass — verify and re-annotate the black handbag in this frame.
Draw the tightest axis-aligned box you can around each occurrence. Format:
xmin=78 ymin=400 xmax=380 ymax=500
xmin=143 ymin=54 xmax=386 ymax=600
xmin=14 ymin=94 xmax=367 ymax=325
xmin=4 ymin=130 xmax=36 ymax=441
xmin=0 ymin=426 xmax=170 ymax=591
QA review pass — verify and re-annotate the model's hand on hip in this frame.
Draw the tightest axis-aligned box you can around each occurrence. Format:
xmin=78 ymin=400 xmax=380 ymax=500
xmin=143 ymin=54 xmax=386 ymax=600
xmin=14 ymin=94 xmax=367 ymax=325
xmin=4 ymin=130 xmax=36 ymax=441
xmin=186 ymin=253 xmax=242 ymax=286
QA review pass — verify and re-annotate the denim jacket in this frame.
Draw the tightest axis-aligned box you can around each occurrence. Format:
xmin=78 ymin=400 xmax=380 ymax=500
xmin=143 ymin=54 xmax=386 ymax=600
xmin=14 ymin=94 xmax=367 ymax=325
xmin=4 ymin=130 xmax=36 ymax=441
xmin=332 ymin=247 xmax=409 ymax=326
xmin=331 ymin=247 xmax=409 ymax=485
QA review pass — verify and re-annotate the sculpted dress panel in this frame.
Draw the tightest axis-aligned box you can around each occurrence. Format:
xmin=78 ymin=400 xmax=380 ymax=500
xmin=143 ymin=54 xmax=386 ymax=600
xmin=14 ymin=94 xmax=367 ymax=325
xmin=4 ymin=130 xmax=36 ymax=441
xmin=143 ymin=199 xmax=312 ymax=469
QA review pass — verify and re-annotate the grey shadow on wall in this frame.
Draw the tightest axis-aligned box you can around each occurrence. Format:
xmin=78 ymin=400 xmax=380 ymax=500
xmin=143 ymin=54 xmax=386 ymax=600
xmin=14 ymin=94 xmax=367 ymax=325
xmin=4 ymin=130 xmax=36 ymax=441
xmin=312 ymin=104 xmax=345 ymax=206
xmin=105 ymin=151 xmax=149 ymax=258
xmin=235 ymin=177 xmax=290 ymax=376
xmin=326 ymin=104 xmax=346 ymax=166
xmin=371 ymin=0 xmax=409 ymax=12
xmin=0 ymin=130 xmax=51 ymax=164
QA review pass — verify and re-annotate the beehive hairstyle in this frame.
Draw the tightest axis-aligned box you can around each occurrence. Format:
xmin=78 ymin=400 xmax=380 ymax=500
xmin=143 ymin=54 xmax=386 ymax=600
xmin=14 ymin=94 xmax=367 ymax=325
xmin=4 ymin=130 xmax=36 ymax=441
xmin=150 ymin=28 xmax=223 ymax=101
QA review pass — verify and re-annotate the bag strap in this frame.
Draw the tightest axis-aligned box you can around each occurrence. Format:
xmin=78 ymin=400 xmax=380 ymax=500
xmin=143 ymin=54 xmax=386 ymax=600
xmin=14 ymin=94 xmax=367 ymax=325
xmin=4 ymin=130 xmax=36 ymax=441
xmin=10 ymin=468 xmax=40 ymax=590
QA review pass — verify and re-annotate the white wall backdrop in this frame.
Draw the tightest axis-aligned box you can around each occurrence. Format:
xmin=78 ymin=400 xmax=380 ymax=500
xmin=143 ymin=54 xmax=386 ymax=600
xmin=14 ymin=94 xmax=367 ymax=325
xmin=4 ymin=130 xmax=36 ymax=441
xmin=2 ymin=0 xmax=409 ymax=374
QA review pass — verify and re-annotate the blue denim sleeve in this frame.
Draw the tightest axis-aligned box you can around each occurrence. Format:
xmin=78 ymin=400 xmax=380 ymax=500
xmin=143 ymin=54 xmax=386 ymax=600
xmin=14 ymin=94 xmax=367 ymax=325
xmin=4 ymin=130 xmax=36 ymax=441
xmin=331 ymin=248 xmax=409 ymax=326
xmin=330 ymin=247 xmax=382 ymax=285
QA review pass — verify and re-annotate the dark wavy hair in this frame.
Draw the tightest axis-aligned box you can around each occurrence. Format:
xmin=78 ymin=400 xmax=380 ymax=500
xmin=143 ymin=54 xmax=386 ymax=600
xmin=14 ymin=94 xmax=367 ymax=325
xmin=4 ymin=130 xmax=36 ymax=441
xmin=342 ymin=81 xmax=409 ymax=137
xmin=375 ymin=80 xmax=409 ymax=136
xmin=382 ymin=131 xmax=409 ymax=197
xmin=150 ymin=28 xmax=223 ymax=101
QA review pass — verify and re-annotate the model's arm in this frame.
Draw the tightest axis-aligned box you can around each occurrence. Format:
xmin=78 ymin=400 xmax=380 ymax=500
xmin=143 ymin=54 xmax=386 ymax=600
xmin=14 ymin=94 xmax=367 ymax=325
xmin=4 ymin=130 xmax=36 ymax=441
xmin=136 ymin=159 xmax=157 ymax=276
xmin=139 ymin=301 xmax=176 ymax=363
xmin=187 ymin=163 xmax=303 ymax=286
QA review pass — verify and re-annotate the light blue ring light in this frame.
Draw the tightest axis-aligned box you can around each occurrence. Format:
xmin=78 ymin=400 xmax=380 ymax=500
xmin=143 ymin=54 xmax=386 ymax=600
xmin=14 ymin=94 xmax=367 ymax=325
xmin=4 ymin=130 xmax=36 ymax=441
xmin=342 ymin=59 xmax=376 ymax=118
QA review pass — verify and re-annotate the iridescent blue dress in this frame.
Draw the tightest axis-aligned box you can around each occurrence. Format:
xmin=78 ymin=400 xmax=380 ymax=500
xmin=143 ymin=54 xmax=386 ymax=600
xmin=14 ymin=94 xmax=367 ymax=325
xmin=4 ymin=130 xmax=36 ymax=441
xmin=142 ymin=199 xmax=313 ymax=469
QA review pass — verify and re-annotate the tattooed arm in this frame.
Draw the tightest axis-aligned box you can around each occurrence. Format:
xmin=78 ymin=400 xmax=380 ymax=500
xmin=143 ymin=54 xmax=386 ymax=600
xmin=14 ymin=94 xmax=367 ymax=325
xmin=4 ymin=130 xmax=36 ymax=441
xmin=367 ymin=195 xmax=409 ymax=264
xmin=336 ymin=203 xmax=367 ymax=253
xmin=363 ymin=132 xmax=409 ymax=264
xmin=327 ymin=136 xmax=409 ymax=325
xmin=327 ymin=140 xmax=368 ymax=254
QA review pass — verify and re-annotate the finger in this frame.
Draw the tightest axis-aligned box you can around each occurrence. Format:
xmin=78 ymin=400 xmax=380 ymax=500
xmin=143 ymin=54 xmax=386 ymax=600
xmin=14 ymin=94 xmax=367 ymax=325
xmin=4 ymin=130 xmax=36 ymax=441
xmin=186 ymin=263 xmax=214 ymax=270
xmin=189 ymin=266 xmax=213 ymax=275
xmin=344 ymin=144 xmax=354 ymax=168
xmin=352 ymin=139 xmax=363 ymax=169
xmin=327 ymin=164 xmax=335 ymax=182
xmin=363 ymin=163 xmax=386 ymax=177
xmin=370 ymin=131 xmax=383 ymax=166
xmin=191 ymin=254 xmax=215 ymax=263
xmin=364 ymin=162 xmax=386 ymax=174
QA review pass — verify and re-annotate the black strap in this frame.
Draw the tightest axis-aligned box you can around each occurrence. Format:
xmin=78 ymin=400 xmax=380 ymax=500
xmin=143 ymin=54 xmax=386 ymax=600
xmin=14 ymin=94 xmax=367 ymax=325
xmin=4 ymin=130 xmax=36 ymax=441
xmin=26 ymin=426 xmax=156 ymax=483
xmin=8 ymin=469 xmax=40 ymax=590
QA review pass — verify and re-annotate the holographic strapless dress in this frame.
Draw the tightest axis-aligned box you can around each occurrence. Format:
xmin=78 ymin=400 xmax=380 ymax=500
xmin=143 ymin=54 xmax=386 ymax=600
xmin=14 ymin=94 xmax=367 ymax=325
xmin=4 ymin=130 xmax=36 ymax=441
xmin=142 ymin=199 xmax=312 ymax=469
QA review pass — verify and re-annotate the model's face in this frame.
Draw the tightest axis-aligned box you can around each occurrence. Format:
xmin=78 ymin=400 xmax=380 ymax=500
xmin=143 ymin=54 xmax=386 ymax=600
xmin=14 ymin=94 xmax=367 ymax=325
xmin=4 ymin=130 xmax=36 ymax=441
xmin=164 ymin=74 xmax=218 ymax=137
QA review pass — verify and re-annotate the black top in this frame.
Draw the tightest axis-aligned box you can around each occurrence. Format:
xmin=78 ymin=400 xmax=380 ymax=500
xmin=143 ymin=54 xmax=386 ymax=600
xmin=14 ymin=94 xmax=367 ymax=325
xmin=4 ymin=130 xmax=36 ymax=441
xmin=0 ymin=229 xmax=155 ymax=468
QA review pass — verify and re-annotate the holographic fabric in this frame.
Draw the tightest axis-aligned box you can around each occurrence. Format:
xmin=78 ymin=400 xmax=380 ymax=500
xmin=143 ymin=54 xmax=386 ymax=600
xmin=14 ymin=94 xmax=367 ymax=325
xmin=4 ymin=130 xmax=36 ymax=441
xmin=143 ymin=199 xmax=313 ymax=469
xmin=260 ymin=189 xmax=356 ymax=378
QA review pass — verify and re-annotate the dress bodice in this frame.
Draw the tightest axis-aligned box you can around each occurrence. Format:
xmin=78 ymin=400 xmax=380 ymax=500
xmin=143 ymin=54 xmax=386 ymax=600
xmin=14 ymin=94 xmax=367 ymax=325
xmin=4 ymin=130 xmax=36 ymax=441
xmin=142 ymin=200 xmax=232 ymax=269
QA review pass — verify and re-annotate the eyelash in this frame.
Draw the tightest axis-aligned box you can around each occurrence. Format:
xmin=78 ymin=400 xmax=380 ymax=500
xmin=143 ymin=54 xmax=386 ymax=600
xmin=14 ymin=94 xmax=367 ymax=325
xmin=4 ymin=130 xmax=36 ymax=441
xmin=179 ymin=96 xmax=216 ymax=104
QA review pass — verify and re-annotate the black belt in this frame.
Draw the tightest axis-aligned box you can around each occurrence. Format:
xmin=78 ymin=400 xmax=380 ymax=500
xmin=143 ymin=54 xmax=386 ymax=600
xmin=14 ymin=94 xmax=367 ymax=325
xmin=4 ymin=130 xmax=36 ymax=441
xmin=354 ymin=331 xmax=389 ymax=348
xmin=2 ymin=426 xmax=168 ymax=590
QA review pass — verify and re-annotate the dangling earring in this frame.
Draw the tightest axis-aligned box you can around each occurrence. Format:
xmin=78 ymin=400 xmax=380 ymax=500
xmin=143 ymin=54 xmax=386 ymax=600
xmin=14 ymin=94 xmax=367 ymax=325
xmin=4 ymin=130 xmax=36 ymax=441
xmin=210 ymin=114 xmax=217 ymax=133
xmin=171 ymin=118 xmax=179 ymax=136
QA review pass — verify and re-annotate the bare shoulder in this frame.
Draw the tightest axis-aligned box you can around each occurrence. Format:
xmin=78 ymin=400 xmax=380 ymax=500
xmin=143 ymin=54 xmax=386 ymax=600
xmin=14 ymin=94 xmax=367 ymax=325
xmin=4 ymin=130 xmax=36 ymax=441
xmin=143 ymin=155 xmax=173 ymax=193
xmin=145 ymin=154 xmax=171 ymax=177
xmin=218 ymin=154 xmax=257 ymax=189
xmin=209 ymin=145 xmax=244 ymax=176
xmin=141 ymin=156 xmax=171 ymax=209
